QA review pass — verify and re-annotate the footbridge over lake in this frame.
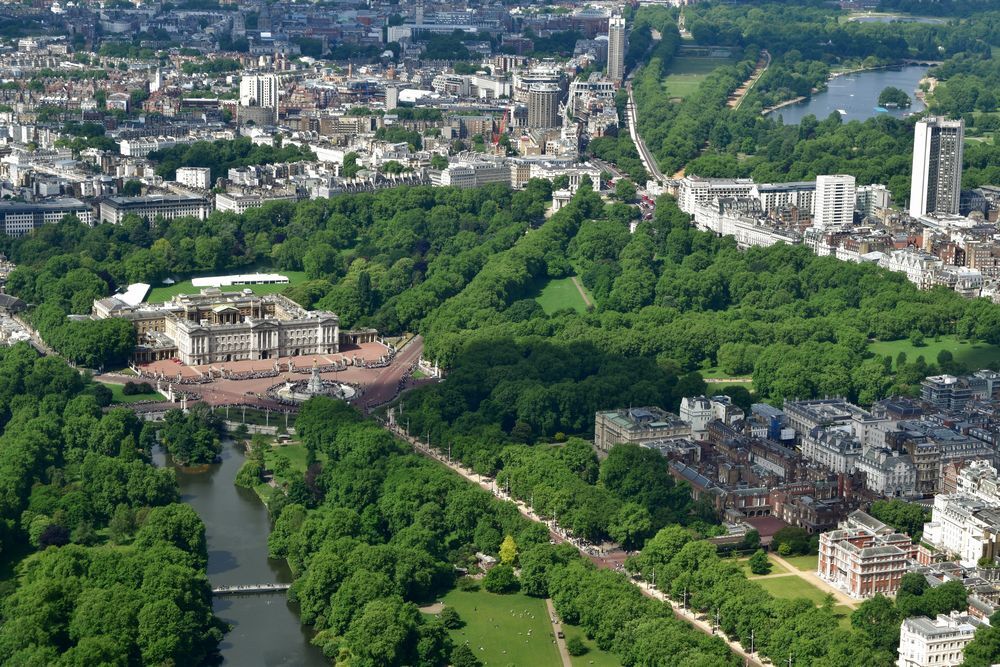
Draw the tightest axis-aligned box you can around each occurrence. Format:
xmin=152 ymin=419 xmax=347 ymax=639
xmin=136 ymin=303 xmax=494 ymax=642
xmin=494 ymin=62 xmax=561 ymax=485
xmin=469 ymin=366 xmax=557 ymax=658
xmin=212 ymin=583 xmax=291 ymax=596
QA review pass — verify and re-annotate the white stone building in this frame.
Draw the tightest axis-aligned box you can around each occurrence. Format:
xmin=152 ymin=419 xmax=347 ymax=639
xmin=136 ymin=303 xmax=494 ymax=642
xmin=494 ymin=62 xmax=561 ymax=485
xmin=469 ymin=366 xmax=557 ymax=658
xmin=922 ymin=463 xmax=1000 ymax=566
xmin=679 ymin=395 xmax=745 ymax=441
xmin=897 ymin=613 xmax=982 ymax=667
xmin=94 ymin=288 xmax=350 ymax=365
xmin=855 ymin=447 xmax=917 ymax=498
xmin=99 ymin=195 xmax=211 ymax=224
xmin=176 ymin=167 xmax=212 ymax=190
xmin=813 ymin=174 xmax=856 ymax=230
xmin=677 ymin=176 xmax=755 ymax=214
xmin=879 ymin=249 xmax=945 ymax=290
xmin=800 ymin=426 xmax=863 ymax=474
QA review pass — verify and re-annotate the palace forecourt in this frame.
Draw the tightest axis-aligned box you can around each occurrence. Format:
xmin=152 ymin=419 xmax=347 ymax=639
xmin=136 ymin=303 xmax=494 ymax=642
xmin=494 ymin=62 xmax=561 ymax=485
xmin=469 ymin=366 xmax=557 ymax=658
xmin=91 ymin=286 xmax=430 ymax=413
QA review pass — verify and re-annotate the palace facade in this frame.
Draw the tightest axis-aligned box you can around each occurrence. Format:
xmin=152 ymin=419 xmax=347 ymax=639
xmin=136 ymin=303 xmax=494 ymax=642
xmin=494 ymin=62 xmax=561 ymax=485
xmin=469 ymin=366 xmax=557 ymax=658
xmin=94 ymin=288 xmax=374 ymax=365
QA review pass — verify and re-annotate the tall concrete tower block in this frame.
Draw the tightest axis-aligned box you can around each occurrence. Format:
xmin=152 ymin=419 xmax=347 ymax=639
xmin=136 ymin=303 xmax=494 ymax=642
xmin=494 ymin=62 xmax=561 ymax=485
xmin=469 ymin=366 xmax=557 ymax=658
xmin=910 ymin=116 xmax=964 ymax=218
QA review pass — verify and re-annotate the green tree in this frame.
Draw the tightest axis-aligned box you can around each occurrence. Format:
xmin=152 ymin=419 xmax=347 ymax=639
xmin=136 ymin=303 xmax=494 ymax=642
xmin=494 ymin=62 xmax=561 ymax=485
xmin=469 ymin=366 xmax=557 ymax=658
xmin=439 ymin=606 xmax=463 ymax=629
xmin=964 ymin=610 xmax=1000 ymax=667
xmin=566 ymin=636 xmax=588 ymax=656
xmin=748 ymin=549 xmax=771 ymax=575
xmin=483 ymin=564 xmax=519 ymax=594
xmin=451 ymin=644 xmax=483 ymax=667
xmin=850 ymin=594 xmax=901 ymax=653
xmin=499 ymin=534 xmax=518 ymax=565
xmin=613 ymin=179 xmax=637 ymax=202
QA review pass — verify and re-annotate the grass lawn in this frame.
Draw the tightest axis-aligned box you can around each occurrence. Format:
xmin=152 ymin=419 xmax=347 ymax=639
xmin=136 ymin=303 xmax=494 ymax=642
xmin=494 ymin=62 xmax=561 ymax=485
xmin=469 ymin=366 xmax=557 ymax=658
xmin=868 ymin=335 xmax=1000 ymax=371
xmin=249 ymin=442 xmax=318 ymax=504
xmin=697 ymin=366 xmax=756 ymax=391
xmin=101 ymin=382 xmax=165 ymax=404
xmin=146 ymin=270 xmax=308 ymax=302
xmin=756 ymin=575 xmax=832 ymax=606
xmin=737 ymin=555 xmax=790 ymax=578
xmin=663 ymin=56 xmax=737 ymax=100
xmin=565 ymin=623 xmax=623 ymax=667
xmin=533 ymin=276 xmax=592 ymax=315
xmin=780 ymin=554 xmax=819 ymax=572
xmin=265 ymin=443 xmax=311 ymax=478
xmin=426 ymin=589 xmax=562 ymax=666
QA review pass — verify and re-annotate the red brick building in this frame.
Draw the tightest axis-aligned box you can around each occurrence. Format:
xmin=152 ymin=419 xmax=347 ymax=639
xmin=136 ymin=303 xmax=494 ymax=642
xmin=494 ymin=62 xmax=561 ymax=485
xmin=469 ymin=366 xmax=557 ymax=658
xmin=818 ymin=510 xmax=918 ymax=599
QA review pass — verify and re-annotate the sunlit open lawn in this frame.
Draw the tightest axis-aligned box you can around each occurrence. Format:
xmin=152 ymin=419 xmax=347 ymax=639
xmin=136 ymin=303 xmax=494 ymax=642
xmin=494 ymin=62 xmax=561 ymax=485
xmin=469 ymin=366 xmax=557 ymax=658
xmin=781 ymin=554 xmax=819 ymax=571
xmin=663 ymin=56 xmax=738 ymax=100
xmin=869 ymin=335 xmax=1000 ymax=371
xmin=756 ymin=576 xmax=831 ymax=606
xmin=532 ymin=276 xmax=592 ymax=314
xmin=424 ymin=589 xmax=562 ymax=666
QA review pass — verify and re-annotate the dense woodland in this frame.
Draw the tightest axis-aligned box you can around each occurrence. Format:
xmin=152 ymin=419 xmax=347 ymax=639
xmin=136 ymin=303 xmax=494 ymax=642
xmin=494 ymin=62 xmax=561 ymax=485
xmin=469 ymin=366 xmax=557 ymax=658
xmin=7 ymin=182 xmax=997 ymax=414
xmin=1 ymin=182 xmax=553 ymax=367
xmin=0 ymin=343 xmax=223 ymax=665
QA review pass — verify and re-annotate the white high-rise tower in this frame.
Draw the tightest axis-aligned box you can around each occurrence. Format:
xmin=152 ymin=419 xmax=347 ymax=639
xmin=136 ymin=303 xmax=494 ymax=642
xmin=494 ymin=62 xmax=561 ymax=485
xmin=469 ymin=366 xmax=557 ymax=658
xmin=239 ymin=73 xmax=279 ymax=109
xmin=814 ymin=174 xmax=856 ymax=230
xmin=909 ymin=117 xmax=964 ymax=218
xmin=607 ymin=13 xmax=625 ymax=85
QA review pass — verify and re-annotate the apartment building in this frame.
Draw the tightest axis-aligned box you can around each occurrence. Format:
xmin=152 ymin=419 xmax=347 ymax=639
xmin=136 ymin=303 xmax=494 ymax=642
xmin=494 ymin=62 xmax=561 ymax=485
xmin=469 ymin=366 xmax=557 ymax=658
xmin=923 ymin=461 xmax=1000 ymax=566
xmin=99 ymin=195 xmax=211 ymax=224
xmin=0 ymin=198 xmax=93 ymax=236
xmin=677 ymin=176 xmax=755 ymax=214
xmin=921 ymin=372 xmax=999 ymax=411
xmin=175 ymin=166 xmax=212 ymax=190
xmin=898 ymin=613 xmax=983 ymax=667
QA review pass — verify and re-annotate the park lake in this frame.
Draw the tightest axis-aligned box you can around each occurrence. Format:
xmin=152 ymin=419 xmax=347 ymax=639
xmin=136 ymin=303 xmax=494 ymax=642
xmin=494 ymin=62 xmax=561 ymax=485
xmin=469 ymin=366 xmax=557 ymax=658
xmin=155 ymin=442 xmax=328 ymax=666
xmin=772 ymin=65 xmax=928 ymax=125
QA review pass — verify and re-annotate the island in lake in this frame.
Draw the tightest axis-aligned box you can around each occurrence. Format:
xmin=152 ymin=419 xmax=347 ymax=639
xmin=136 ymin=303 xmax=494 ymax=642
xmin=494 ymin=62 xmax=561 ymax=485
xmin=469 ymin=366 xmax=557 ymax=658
xmin=878 ymin=85 xmax=913 ymax=109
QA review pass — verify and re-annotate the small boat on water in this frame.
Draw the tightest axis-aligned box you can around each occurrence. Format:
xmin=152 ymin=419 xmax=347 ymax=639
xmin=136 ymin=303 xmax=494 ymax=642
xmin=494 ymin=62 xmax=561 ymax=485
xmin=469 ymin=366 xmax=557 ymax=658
xmin=837 ymin=109 xmax=848 ymax=115
xmin=874 ymin=106 xmax=889 ymax=113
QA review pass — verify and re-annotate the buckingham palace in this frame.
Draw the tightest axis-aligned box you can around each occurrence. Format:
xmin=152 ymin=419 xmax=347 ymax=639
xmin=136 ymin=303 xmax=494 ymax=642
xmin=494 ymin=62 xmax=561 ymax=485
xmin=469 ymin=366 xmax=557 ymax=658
xmin=93 ymin=287 xmax=373 ymax=365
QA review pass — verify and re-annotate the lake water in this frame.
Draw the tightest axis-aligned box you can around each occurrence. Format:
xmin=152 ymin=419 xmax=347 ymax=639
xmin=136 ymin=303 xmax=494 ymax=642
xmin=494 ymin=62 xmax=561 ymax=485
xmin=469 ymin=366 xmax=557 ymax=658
xmin=156 ymin=443 xmax=328 ymax=667
xmin=774 ymin=65 xmax=928 ymax=125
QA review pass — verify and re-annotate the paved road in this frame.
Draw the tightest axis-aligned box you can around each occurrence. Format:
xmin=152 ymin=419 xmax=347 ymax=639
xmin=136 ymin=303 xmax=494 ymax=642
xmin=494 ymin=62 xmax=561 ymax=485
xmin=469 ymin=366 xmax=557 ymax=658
xmin=625 ymin=82 xmax=666 ymax=184
xmin=395 ymin=428 xmax=765 ymax=667
xmin=545 ymin=599 xmax=572 ymax=667
xmin=361 ymin=334 xmax=425 ymax=412
xmin=729 ymin=50 xmax=771 ymax=111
